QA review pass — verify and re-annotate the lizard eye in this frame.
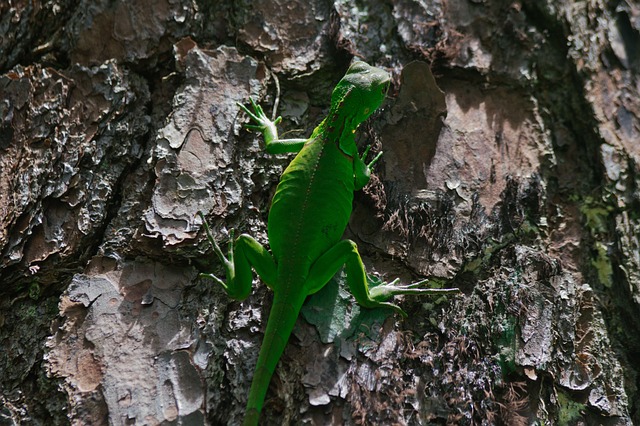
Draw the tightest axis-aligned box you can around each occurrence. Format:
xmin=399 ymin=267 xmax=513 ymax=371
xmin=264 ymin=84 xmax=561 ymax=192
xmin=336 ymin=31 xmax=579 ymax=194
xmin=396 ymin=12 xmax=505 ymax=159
xmin=363 ymin=107 xmax=370 ymax=115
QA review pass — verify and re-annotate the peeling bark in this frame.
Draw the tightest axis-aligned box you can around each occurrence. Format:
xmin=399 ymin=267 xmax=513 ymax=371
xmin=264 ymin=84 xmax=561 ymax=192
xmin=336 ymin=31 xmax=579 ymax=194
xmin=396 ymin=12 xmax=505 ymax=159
xmin=1 ymin=1 xmax=639 ymax=425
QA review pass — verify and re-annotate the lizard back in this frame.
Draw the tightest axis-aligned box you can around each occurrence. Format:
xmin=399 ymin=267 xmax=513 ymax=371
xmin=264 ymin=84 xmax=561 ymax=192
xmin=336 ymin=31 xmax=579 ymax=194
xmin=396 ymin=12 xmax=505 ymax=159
xmin=267 ymin=128 xmax=355 ymax=275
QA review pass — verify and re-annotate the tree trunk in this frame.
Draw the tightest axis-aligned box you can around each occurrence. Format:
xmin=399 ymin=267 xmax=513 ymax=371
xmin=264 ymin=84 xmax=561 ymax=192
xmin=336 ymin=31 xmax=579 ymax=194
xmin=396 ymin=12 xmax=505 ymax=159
xmin=1 ymin=1 xmax=638 ymax=425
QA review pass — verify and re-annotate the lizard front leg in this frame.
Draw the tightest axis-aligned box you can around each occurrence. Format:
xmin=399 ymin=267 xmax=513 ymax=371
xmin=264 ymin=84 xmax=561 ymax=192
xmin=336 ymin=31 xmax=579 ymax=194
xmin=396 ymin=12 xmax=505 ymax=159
xmin=304 ymin=239 xmax=459 ymax=317
xmin=198 ymin=211 xmax=276 ymax=299
xmin=238 ymin=98 xmax=308 ymax=155
xmin=354 ymin=144 xmax=383 ymax=190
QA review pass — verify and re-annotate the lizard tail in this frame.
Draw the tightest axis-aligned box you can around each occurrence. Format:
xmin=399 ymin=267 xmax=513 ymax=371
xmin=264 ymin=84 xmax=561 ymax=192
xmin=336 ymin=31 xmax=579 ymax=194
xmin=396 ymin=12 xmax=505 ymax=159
xmin=242 ymin=291 xmax=307 ymax=426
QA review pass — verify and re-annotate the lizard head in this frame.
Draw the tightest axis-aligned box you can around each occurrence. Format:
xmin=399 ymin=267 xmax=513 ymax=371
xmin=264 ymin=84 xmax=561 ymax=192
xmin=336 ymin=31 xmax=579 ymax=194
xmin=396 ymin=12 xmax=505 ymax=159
xmin=331 ymin=61 xmax=391 ymax=125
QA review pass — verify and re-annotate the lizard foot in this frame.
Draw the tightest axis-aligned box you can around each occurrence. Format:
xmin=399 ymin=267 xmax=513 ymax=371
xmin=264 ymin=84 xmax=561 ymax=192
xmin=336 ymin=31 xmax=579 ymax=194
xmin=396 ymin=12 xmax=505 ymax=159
xmin=368 ymin=278 xmax=460 ymax=317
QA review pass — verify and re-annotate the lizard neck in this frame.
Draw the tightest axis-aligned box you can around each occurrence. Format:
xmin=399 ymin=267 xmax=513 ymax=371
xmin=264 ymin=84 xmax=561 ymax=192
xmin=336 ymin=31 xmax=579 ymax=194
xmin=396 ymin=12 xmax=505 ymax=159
xmin=320 ymin=102 xmax=358 ymax=157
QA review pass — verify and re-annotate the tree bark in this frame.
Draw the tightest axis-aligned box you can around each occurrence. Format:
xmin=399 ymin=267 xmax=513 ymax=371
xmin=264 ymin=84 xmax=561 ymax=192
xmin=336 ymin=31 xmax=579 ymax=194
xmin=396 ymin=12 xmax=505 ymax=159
xmin=1 ymin=0 xmax=638 ymax=425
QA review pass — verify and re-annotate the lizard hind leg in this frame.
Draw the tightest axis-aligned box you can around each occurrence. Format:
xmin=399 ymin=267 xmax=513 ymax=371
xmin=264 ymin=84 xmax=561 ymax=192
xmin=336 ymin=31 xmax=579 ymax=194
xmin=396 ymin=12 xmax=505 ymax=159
xmin=305 ymin=240 xmax=459 ymax=317
xmin=197 ymin=211 xmax=277 ymax=300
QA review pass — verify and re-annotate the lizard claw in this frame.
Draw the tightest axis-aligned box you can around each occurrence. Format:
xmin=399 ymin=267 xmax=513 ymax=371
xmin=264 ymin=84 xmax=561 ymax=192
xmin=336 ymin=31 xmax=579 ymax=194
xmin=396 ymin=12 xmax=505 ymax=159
xmin=198 ymin=272 xmax=227 ymax=288
xmin=197 ymin=211 xmax=236 ymax=289
xmin=360 ymin=145 xmax=383 ymax=169
xmin=237 ymin=98 xmax=281 ymax=144
xmin=238 ymin=98 xmax=280 ymax=129
xmin=369 ymin=278 xmax=460 ymax=301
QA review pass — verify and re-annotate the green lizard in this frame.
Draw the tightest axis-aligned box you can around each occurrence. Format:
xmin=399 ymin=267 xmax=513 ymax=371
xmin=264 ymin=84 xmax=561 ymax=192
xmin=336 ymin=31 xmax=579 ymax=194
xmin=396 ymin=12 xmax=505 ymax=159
xmin=199 ymin=61 xmax=459 ymax=425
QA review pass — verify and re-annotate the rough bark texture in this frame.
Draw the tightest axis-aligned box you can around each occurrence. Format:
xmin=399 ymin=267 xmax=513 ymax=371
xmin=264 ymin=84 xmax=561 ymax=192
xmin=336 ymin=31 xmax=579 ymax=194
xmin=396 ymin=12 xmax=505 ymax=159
xmin=1 ymin=1 xmax=639 ymax=425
